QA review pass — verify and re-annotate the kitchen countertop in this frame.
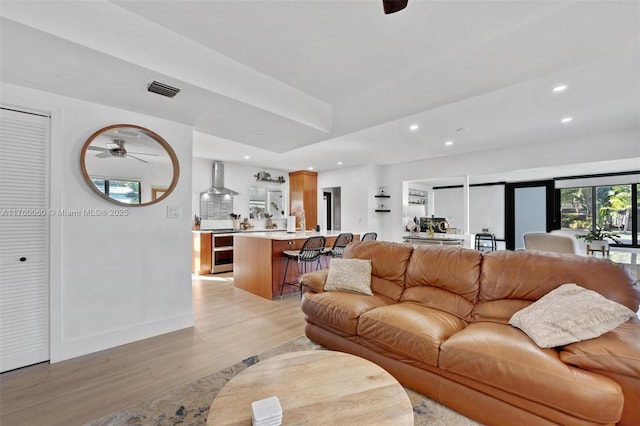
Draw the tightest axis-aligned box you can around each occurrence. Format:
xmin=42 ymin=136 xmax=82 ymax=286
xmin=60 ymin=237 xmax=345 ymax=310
xmin=403 ymin=233 xmax=465 ymax=241
xmin=192 ymin=228 xmax=282 ymax=234
xmin=234 ymin=230 xmax=351 ymax=241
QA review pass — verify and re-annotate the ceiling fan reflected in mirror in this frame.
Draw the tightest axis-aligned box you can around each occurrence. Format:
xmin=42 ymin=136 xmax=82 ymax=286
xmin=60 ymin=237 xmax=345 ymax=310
xmin=383 ymin=0 xmax=408 ymax=14
xmin=88 ymin=139 xmax=159 ymax=163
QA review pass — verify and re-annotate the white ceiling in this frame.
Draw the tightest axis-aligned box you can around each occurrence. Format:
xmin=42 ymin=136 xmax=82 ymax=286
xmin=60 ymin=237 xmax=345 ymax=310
xmin=1 ymin=0 xmax=639 ymax=173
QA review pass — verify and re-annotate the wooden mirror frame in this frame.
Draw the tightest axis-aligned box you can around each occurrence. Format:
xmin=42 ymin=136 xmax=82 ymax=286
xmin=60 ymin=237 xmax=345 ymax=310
xmin=80 ymin=124 xmax=180 ymax=207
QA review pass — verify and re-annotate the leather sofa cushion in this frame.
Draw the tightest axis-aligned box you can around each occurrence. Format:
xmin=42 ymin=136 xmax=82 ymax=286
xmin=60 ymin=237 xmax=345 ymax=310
xmin=440 ymin=322 xmax=624 ymax=423
xmin=475 ymin=250 xmax=640 ymax=323
xmin=344 ymin=241 xmax=413 ymax=302
xmin=403 ymin=246 xmax=481 ymax=319
xmin=560 ymin=317 xmax=640 ymax=378
xmin=357 ymin=302 xmax=467 ymax=367
xmin=301 ymin=291 xmax=392 ymax=335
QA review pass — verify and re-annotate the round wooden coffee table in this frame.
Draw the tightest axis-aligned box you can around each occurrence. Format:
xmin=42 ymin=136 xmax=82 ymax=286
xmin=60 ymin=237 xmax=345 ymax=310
xmin=206 ymin=350 xmax=413 ymax=425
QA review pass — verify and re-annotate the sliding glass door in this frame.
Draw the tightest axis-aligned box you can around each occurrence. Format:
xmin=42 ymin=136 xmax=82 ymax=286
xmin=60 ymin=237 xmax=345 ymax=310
xmin=559 ymin=183 xmax=636 ymax=247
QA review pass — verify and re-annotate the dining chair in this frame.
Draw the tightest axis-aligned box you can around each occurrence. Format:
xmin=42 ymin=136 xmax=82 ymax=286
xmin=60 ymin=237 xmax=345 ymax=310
xmin=475 ymin=233 xmax=497 ymax=252
xmin=361 ymin=232 xmax=377 ymax=241
xmin=323 ymin=232 xmax=354 ymax=267
xmin=280 ymin=235 xmax=326 ymax=298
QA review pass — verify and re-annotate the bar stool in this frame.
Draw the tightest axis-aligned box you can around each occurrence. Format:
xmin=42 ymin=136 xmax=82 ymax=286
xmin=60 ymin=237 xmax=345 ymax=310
xmin=361 ymin=232 xmax=377 ymax=241
xmin=280 ymin=235 xmax=326 ymax=298
xmin=323 ymin=232 xmax=353 ymax=267
xmin=475 ymin=233 xmax=497 ymax=252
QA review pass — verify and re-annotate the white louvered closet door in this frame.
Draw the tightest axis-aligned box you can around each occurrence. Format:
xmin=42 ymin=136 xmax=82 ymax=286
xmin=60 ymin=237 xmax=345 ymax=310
xmin=0 ymin=107 xmax=50 ymax=372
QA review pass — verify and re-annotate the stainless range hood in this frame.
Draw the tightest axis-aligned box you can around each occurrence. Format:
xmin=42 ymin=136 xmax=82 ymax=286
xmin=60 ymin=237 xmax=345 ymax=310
xmin=201 ymin=161 xmax=239 ymax=196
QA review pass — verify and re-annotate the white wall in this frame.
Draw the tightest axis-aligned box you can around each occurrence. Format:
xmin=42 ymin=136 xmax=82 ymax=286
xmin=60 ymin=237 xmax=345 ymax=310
xmin=2 ymin=83 xmax=194 ymax=362
xmin=317 ymin=164 xmax=385 ymax=238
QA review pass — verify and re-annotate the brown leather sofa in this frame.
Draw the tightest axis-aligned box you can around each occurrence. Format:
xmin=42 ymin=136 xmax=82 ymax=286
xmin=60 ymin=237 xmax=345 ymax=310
xmin=300 ymin=241 xmax=640 ymax=426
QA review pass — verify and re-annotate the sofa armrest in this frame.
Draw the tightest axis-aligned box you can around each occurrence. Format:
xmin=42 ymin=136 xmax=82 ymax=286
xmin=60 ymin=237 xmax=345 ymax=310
xmin=299 ymin=270 xmax=329 ymax=293
xmin=559 ymin=317 xmax=640 ymax=378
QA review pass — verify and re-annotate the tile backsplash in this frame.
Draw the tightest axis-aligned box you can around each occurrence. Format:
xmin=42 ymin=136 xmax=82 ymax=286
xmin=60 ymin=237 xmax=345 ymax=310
xmin=200 ymin=195 xmax=234 ymax=220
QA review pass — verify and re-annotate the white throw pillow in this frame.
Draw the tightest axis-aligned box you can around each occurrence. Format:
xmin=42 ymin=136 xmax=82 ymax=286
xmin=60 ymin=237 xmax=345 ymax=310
xmin=324 ymin=258 xmax=373 ymax=295
xmin=509 ymin=283 xmax=636 ymax=348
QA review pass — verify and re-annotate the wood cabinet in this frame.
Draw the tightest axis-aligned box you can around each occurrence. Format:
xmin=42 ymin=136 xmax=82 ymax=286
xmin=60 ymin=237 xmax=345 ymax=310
xmin=289 ymin=170 xmax=317 ymax=230
xmin=192 ymin=232 xmax=212 ymax=275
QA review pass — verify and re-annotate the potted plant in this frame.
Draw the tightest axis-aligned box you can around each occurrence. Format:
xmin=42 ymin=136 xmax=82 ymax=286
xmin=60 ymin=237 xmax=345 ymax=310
xmin=575 ymin=224 xmax=620 ymax=254
xmin=264 ymin=212 xmax=274 ymax=229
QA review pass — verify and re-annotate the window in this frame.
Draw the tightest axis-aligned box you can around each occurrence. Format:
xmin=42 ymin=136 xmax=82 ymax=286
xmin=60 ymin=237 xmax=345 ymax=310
xmin=596 ymin=185 xmax=632 ymax=244
xmin=560 ymin=183 xmax=635 ymax=246
xmin=560 ymin=186 xmax=592 ymax=230
xmin=91 ymin=178 xmax=141 ymax=204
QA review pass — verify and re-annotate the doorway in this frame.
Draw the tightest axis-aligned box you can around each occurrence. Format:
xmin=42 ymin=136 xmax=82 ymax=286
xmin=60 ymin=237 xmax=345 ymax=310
xmin=505 ymin=180 xmax=558 ymax=250
xmin=321 ymin=187 xmax=341 ymax=231
xmin=323 ymin=192 xmax=332 ymax=230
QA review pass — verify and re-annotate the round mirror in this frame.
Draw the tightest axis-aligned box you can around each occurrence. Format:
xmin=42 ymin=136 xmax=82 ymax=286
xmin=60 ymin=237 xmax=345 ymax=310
xmin=80 ymin=124 xmax=180 ymax=206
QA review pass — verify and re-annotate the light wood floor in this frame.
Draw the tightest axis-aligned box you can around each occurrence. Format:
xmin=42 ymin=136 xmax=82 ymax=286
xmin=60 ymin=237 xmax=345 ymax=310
xmin=0 ymin=273 xmax=305 ymax=426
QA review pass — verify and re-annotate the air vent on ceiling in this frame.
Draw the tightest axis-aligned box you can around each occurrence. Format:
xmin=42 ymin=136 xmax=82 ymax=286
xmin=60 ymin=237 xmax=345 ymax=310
xmin=147 ymin=81 xmax=180 ymax=98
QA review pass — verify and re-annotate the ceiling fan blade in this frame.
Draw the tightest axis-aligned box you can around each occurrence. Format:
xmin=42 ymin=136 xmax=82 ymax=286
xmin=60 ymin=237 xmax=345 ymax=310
xmin=383 ymin=0 xmax=408 ymax=14
xmin=88 ymin=146 xmax=108 ymax=152
xmin=127 ymin=154 xmax=149 ymax=164
xmin=96 ymin=151 xmax=111 ymax=158
xmin=127 ymin=151 xmax=160 ymax=156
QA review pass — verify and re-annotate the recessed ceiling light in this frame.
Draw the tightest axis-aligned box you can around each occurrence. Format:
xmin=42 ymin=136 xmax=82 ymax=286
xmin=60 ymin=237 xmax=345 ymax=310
xmin=561 ymin=117 xmax=573 ymax=123
xmin=243 ymin=155 xmax=250 ymax=160
xmin=409 ymin=124 xmax=419 ymax=131
xmin=337 ymin=161 xmax=343 ymax=165
xmin=552 ymin=85 xmax=568 ymax=93
xmin=445 ymin=140 xmax=454 ymax=146
xmin=308 ymin=166 xmax=314 ymax=170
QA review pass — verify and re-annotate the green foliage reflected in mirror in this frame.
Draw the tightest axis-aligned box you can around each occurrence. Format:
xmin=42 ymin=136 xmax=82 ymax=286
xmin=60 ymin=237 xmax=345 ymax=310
xmin=249 ymin=186 xmax=284 ymax=218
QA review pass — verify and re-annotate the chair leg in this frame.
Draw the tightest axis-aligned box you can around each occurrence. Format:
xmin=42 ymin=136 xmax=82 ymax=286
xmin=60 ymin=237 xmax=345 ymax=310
xmin=297 ymin=259 xmax=306 ymax=299
xmin=280 ymin=257 xmax=292 ymax=299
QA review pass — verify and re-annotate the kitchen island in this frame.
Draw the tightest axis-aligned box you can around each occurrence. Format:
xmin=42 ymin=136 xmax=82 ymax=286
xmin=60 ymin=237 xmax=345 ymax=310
xmin=234 ymin=231 xmax=360 ymax=299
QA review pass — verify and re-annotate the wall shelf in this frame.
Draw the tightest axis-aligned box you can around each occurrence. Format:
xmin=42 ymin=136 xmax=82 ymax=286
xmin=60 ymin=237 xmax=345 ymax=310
xmin=375 ymin=192 xmax=390 ymax=212
xmin=254 ymin=171 xmax=285 ymax=184
xmin=408 ymin=188 xmax=427 ymax=206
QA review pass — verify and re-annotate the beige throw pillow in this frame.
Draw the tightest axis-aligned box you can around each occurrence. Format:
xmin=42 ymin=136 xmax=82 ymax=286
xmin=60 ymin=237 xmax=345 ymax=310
xmin=509 ymin=283 xmax=636 ymax=348
xmin=324 ymin=258 xmax=373 ymax=295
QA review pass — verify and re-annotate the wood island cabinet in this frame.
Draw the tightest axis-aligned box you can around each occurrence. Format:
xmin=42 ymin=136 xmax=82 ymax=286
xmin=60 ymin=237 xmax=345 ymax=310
xmin=289 ymin=170 xmax=317 ymax=230
xmin=192 ymin=232 xmax=212 ymax=275
xmin=234 ymin=232 xmax=360 ymax=299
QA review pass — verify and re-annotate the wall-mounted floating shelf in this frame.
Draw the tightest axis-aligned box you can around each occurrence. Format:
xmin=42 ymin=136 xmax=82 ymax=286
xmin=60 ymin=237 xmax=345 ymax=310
xmin=254 ymin=171 xmax=285 ymax=184
xmin=375 ymin=191 xmax=390 ymax=212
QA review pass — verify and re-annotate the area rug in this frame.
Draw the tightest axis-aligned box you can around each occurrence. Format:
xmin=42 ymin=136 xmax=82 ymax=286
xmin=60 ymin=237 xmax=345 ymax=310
xmin=86 ymin=336 xmax=479 ymax=426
